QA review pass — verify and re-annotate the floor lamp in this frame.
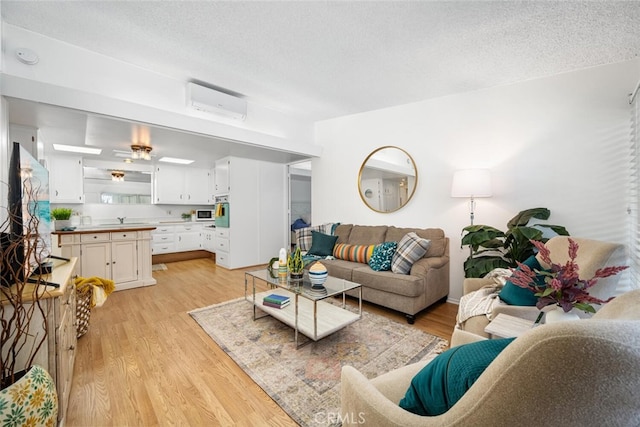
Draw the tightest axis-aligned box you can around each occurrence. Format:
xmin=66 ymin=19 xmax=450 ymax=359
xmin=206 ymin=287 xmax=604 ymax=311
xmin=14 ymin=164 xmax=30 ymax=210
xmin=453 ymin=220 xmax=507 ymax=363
xmin=451 ymin=169 xmax=492 ymax=226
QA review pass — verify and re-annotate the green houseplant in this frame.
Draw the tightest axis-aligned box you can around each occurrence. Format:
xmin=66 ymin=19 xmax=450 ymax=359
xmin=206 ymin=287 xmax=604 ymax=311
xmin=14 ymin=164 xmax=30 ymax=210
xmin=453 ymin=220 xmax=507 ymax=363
xmin=461 ymin=207 xmax=570 ymax=278
xmin=51 ymin=207 xmax=73 ymax=231
xmin=288 ymin=247 xmax=304 ymax=280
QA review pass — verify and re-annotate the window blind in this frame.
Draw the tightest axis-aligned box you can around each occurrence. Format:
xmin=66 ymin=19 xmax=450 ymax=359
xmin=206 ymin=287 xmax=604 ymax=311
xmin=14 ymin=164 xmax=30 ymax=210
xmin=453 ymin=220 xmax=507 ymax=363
xmin=629 ymin=87 xmax=640 ymax=290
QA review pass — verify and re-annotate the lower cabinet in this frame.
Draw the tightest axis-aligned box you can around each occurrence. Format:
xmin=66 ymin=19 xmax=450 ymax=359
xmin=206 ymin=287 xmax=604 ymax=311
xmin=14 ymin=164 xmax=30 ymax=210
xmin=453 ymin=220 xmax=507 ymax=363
xmin=59 ymin=230 xmax=156 ymax=291
xmin=15 ymin=258 xmax=79 ymax=425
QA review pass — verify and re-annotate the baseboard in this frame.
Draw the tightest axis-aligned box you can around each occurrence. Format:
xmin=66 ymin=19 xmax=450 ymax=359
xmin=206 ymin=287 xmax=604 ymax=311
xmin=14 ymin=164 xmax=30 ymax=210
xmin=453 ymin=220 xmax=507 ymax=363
xmin=152 ymin=250 xmax=215 ymax=264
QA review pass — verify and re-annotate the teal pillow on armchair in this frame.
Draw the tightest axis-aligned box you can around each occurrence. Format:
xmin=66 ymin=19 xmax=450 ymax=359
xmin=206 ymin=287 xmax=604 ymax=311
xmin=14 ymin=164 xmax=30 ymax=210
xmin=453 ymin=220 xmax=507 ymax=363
xmin=399 ymin=338 xmax=515 ymax=416
xmin=499 ymin=254 xmax=547 ymax=306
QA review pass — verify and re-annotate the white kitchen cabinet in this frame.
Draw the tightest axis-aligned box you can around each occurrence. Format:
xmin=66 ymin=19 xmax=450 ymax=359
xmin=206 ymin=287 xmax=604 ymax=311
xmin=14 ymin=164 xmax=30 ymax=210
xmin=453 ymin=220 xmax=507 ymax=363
xmin=214 ymin=157 xmax=286 ymax=269
xmin=184 ymin=168 xmax=211 ymax=204
xmin=153 ymin=165 xmax=184 ymax=204
xmin=111 ymin=232 xmax=138 ymax=283
xmin=214 ymin=158 xmax=230 ymax=194
xmin=59 ymin=230 xmax=156 ymax=290
xmin=175 ymin=223 xmax=202 ymax=251
xmin=215 ymin=227 xmax=230 ymax=268
xmin=49 ymin=155 xmax=84 ymax=203
xmin=152 ymin=224 xmax=176 ymax=254
xmin=202 ymin=228 xmax=216 ymax=252
xmin=207 ymin=168 xmax=216 ymax=204
xmin=154 ymin=166 xmax=212 ymax=205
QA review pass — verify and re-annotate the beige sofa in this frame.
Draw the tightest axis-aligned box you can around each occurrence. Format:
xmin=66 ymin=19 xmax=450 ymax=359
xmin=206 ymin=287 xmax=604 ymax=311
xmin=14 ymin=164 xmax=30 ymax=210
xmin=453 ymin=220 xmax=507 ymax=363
xmin=340 ymin=288 xmax=640 ymax=426
xmin=304 ymin=224 xmax=450 ymax=324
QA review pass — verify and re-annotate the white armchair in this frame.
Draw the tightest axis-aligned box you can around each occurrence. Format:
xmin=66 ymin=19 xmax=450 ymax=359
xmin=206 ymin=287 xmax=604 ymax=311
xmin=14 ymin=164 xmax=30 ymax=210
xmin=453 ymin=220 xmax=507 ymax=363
xmin=450 ymin=236 xmax=625 ymax=347
xmin=340 ymin=289 xmax=640 ymax=426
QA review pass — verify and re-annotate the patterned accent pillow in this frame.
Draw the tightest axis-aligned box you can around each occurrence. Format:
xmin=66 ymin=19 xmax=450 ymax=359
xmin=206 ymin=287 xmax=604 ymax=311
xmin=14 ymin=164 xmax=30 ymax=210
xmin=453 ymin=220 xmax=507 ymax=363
xmin=333 ymin=243 xmax=376 ymax=264
xmin=295 ymin=225 xmax=324 ymax=251
xmin=295 ymin=223 xmax=339 ymax=251
xmin=368 ymin=242 xmax=398 ymax=271
xmin=391 ymin=232 xmax=431 ymax=274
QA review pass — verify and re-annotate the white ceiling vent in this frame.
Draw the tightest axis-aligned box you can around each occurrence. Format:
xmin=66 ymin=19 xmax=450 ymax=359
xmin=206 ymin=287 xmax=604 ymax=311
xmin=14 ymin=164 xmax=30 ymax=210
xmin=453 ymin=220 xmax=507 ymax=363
xmin=186 ymin=82 xmax=247 ymax=121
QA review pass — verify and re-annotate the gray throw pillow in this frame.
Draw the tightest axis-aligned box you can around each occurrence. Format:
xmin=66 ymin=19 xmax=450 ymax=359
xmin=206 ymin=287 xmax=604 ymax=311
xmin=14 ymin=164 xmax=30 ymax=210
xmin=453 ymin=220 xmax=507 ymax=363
xmin=391 ymin=232 xmax=430 ymax=274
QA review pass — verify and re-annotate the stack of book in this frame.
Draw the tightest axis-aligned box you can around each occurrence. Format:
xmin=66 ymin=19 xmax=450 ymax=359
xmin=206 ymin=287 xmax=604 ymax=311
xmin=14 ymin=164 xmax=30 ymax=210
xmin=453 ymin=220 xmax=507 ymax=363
xmin=263 ymin=294 xmax=290 ymax=309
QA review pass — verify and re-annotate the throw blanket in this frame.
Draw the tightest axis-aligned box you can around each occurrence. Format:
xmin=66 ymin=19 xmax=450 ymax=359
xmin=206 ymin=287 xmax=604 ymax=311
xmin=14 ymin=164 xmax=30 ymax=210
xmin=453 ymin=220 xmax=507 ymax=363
xmin=456 ymin=268 xmax=512 ymax=325
xmin=75 ymin=276 xmax=115 ymax=308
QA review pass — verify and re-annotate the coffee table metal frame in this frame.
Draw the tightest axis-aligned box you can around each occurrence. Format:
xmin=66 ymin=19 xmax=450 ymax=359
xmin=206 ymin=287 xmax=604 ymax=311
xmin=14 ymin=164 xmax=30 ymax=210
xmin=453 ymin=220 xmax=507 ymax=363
xmin=244 ymin=269 xmax=362 ymax=348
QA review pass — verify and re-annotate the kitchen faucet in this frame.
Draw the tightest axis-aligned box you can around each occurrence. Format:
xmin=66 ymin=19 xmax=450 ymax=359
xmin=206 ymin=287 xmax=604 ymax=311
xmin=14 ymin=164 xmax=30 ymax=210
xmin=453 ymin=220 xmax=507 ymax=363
xmin=117 ymin=217 xmax=126 ymax=224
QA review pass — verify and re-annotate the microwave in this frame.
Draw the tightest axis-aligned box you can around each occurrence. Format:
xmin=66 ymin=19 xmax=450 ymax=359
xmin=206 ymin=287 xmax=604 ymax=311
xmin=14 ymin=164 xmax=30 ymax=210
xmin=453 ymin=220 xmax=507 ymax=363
xmin=195 ymin=209 xmax=214 ymax=221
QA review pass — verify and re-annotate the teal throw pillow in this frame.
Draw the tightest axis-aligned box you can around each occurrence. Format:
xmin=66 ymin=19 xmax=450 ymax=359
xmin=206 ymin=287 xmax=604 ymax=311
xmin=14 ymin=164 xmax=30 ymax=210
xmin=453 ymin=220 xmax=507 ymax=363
xmin=399 ymin=338 xmax=515 ymax=416
xmin=307 ymin=231 xmax=338 ymax=257
xmin=499 ymin=255 xmax=547 ymax=306
xmin=368 ymin=242 xmax=398 ymax=271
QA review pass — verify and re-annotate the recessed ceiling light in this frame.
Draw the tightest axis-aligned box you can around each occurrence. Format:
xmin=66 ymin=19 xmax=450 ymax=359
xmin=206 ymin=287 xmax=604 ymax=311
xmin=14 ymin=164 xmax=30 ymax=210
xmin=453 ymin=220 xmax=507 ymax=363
xmin=158 ymin=157 xmax=194 ymax=165
xmin=53 ymin=144 xmax=102 ymax=155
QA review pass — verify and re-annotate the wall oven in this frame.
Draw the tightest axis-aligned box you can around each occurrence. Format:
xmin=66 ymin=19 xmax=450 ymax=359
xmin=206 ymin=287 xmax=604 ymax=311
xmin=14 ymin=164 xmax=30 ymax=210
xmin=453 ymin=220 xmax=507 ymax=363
xmin=214 ymin=195 xmax=230 ymax=227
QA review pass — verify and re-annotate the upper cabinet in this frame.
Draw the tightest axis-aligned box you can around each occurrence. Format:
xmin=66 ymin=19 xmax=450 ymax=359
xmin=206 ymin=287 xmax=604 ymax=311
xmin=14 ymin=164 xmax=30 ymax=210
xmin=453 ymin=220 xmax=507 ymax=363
xmin=214 ymin=158 xmax=230 ymax=194
xmin=153 ymin=165 xmax=212 ymax=205
xmin=49 ymin=155 xmax=84 ymax=203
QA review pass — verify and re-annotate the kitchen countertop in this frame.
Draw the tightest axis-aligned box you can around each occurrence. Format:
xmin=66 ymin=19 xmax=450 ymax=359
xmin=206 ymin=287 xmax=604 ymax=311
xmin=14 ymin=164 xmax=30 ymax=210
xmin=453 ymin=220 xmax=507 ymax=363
xmin=51 ymin=220 xmax=215 ymax=235
xmin=52 ymin=225 xmax=158 ymax=234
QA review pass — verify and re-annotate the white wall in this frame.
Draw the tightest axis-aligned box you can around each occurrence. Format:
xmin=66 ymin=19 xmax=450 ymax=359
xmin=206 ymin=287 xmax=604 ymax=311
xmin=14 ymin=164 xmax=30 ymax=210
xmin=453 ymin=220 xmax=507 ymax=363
xmin=315 ymin=60 xmax=640 ymax=302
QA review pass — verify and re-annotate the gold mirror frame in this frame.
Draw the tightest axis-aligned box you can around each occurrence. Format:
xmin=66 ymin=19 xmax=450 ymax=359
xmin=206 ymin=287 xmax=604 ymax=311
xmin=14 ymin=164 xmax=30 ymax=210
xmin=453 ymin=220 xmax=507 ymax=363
xmin=357 ymin=146 xmax=418 ymax=213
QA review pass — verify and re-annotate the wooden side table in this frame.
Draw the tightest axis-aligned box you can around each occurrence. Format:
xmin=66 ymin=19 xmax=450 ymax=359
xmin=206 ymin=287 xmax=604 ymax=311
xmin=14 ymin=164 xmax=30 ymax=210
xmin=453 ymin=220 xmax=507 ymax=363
xmin=484 ymin=313 xmax=538 ymax=338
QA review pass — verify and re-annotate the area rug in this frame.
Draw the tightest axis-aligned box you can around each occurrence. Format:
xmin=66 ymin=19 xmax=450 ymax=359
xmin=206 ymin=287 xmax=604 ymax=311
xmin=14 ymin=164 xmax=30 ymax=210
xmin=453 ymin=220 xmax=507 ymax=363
xmin=151 ymin=263 xmax=168 ymax=271
xmin=189 ymin=298 xmax=448 ymax=426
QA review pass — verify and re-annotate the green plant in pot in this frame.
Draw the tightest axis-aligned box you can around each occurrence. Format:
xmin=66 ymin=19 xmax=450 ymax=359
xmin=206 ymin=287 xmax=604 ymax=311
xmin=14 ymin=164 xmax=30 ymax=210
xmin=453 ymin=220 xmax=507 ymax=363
xmin=461 ymin=207 xmax=570 ymax=278
xmin=51 ymin=207 xmax=73 ymax=231
xmin=288 ymin=247 xmax=304 ymax=280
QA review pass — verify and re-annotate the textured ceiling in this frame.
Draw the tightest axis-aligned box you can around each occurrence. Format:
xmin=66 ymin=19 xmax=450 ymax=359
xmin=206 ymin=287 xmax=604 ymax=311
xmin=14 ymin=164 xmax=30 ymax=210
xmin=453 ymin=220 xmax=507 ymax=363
xmin=3 ymin=1 xmax=640 ymax=122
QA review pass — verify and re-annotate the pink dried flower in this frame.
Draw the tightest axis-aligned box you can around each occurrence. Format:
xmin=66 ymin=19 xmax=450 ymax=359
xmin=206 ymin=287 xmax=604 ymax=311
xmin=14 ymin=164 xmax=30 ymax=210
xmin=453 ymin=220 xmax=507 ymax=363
xmin=510 ymin=238 xmax=628 ymax=313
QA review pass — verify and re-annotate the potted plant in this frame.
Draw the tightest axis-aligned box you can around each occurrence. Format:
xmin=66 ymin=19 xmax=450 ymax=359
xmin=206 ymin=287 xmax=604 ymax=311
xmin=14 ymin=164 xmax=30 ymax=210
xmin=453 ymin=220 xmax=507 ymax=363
xmin=288 ymin=247 xmax=304 ymax=281
xmin=461 ymin=207 xmax=570 ymax=278
xmin=509 ymin=238 xmax=628 ymax=321
xmin=51 ymin=207 xmax=73 ymax=231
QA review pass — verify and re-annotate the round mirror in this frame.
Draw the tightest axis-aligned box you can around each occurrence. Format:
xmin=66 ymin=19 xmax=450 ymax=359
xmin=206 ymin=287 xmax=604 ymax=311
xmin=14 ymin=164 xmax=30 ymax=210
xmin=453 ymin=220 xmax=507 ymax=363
xmin=358 ymin=146 xmax=417 ymax=213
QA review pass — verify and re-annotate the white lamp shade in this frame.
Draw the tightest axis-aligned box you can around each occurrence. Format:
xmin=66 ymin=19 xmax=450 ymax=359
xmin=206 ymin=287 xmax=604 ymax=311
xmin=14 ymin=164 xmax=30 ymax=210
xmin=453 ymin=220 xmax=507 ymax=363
xmin=451 ymin=169 xmax=492 ymax=197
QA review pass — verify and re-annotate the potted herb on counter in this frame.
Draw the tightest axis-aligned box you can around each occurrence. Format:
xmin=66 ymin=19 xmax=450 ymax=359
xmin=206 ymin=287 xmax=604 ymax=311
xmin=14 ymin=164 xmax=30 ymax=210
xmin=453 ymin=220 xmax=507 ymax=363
xmin=51 ymin=207 xmax=73 ymax=231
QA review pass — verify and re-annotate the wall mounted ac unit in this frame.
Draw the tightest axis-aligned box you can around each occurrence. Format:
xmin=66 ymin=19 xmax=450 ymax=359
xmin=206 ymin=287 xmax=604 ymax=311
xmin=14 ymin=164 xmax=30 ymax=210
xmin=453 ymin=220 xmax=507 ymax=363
xmin=186 ymin=82 xmax=247 ymax=121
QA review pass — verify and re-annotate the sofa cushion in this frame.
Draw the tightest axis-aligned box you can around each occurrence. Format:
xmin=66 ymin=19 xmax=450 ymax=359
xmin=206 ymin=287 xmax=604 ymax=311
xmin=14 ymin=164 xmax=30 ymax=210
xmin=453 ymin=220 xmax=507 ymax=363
xmin=499 ymin=255 xmax=547 ymax=306
xmin=333 ymin=243 xmax=376 ymax=264
xmin=333 ymin=224 xmax=353 ymax=244
xmin=352 ymin=267 xmax=424 ymax=298
xmin=347 ymin=225 xmax=388 ymax=245
xmin=399 ymin=337 xmax=515 ymax=416
xmin=386 ymin=227 xmax=446 ymax=258
xmin=368 ymin=242 xmax=398 ymax=271
xmin=307 ymin=231 xmax=338 ymax=257
xmin=391 ymin=232 xmax=431 ymax=274
xmin=317 ymin=259 xmax=357 ymax=281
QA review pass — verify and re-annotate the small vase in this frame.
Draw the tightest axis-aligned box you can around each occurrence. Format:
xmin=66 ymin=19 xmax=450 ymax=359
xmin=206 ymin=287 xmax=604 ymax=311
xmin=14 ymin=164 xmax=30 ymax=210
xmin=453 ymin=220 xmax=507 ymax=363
xmin=545 ymin=306 xmax=580 ymax=323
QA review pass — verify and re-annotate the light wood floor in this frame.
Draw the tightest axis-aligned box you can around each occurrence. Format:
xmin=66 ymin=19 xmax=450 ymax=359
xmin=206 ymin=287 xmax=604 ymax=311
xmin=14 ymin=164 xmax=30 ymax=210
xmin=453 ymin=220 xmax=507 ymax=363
xmin=66 ymin=258 xmax=458 ymax=426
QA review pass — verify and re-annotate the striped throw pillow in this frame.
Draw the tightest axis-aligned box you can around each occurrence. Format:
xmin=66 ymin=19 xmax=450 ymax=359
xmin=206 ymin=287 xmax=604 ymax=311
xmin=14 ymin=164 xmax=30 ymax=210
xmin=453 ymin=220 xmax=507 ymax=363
xmin=333 ymin=243 xmax=376 ymax=264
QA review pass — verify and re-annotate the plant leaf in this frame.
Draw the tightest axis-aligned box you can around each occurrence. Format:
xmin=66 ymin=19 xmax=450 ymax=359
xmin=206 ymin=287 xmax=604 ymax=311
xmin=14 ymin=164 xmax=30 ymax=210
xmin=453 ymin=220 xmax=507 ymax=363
xmin=506 ymin=208 xmax=550 ymax=229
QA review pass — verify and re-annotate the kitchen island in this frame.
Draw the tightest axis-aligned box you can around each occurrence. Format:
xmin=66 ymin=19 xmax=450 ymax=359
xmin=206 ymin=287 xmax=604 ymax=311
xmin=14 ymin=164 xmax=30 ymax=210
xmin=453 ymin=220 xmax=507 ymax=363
xmin=53 ymin=225 xmax=157 ymax=291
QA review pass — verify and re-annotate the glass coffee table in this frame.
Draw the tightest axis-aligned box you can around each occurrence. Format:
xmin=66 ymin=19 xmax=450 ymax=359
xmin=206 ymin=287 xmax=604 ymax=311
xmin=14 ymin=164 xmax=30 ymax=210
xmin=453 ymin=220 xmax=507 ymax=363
xmin=244 ymin=269 xmax=362 ymax=348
